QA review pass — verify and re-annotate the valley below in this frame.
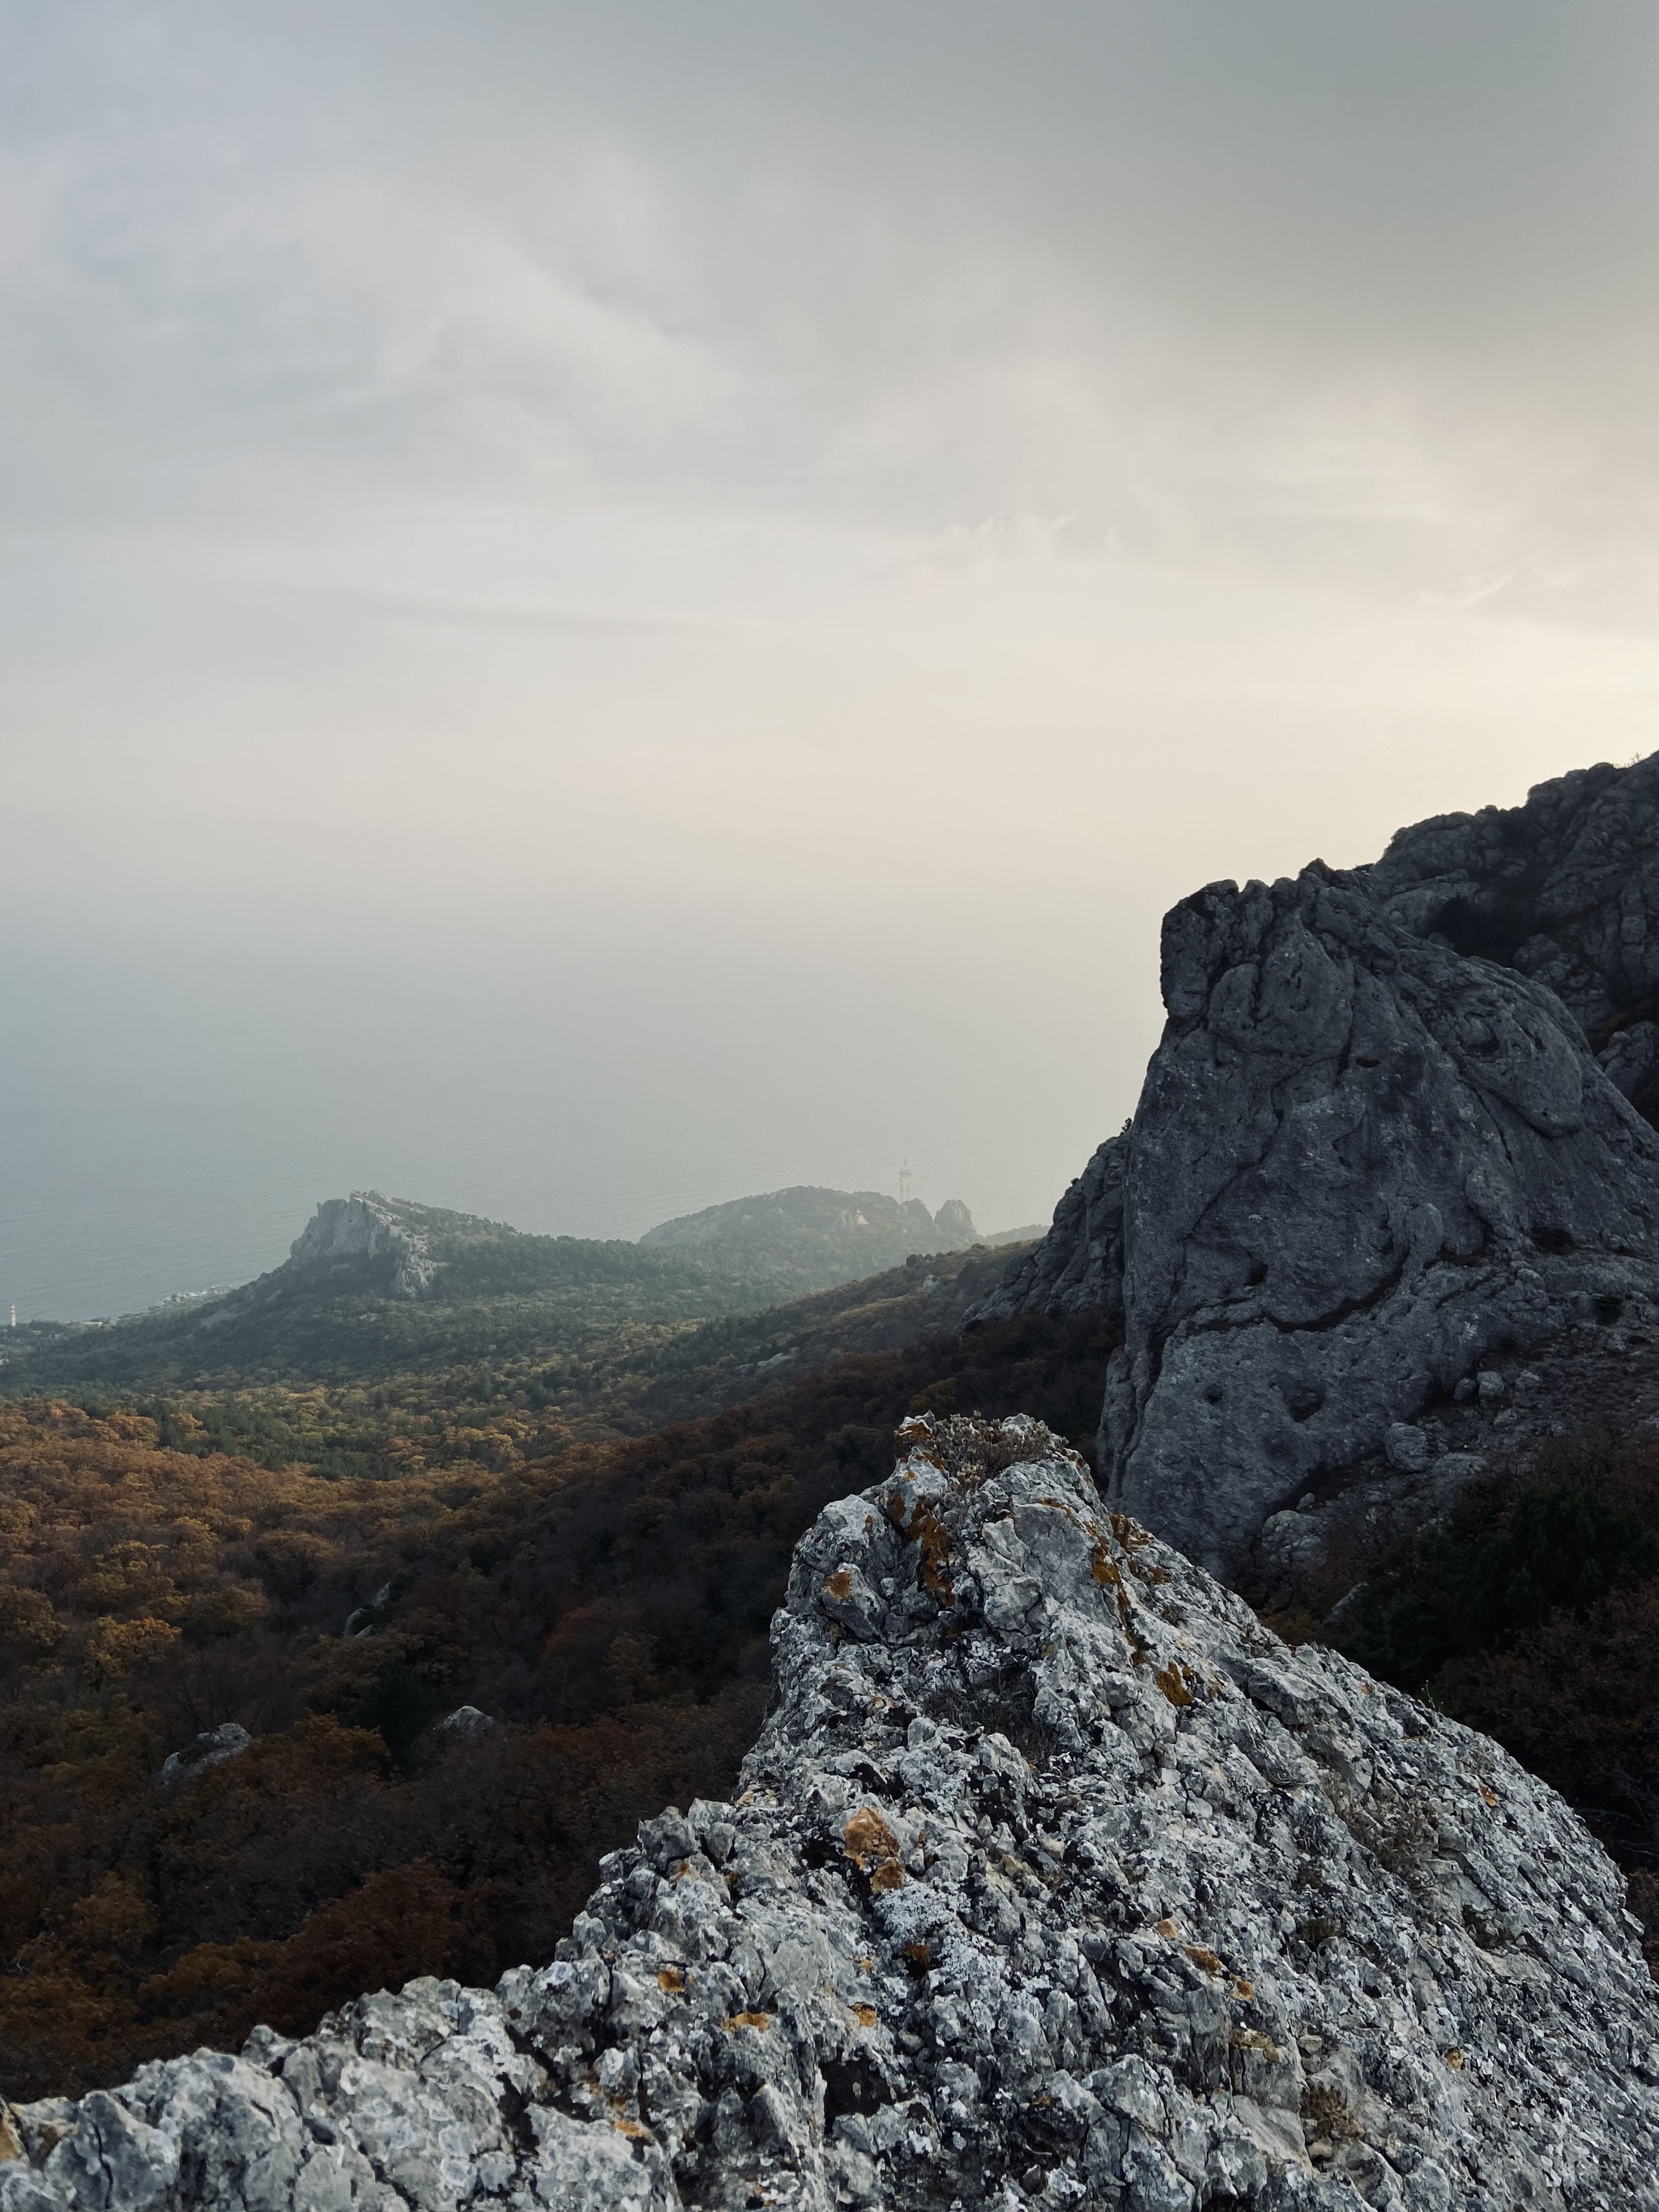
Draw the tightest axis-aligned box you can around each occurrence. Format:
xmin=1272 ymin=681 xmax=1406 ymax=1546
xmin=6 ymin=756 xmax=1659 ymax=2208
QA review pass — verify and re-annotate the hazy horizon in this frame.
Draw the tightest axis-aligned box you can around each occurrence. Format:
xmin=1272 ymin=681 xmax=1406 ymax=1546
xmin=10 ymin=5 xmax=1659 ymax=1319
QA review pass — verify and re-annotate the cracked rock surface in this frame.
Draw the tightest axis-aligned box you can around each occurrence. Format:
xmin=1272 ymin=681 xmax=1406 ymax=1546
xmin=1104 ymin=862 xmax=1659 ymax=1572
xmin=973 ymin=754 xmax=1659 ymax=1566
xmin=1365 ymin=752 xmax=1659 ymax=1119
xmin=5 ymin=1417 xmax=1657 ymax=2212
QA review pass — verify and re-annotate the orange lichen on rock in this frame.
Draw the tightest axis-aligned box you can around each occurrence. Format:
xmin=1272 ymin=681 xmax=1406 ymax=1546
xmin=885 ymin=1490 xmax=956 ymax=1605
xmin=844 ymin=1805 xmax=906 ymax=1889
xmin=843 ymin=1805 xmax=900 ymax=1868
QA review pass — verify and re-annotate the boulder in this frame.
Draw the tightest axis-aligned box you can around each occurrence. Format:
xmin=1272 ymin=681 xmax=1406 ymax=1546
xmin=435 ymin=1704 xmax=496 ymax=1738
xmin=8 ymin=1417 xmax=1657 ymax=2211
xmin=156 ymin=1723 xmax=251 ymax=1788
xmin=1383 ymin=1424 xmax=1431 ymax=1475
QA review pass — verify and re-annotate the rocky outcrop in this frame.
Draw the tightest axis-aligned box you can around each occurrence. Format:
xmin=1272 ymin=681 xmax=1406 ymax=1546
xmin=288 ymin=1196 xmax=437 ymax=1300
xmin=1365 ymin=753 xmax=1659 ymax=1120
xmin=1102 ymin=863 xmax=1659 ymax=1571
xmin=965 ymin=1133 xmax=1128 ymax=1328
xmin=157 ymin=1722 xmax=250 ymax=1788
xmin=7 ymin=1417 xmax=1657 ymax=2211
xmin=932 ymin=1199 xmax=979 ymax=1247
xmin=970 ymin=755 xmax=1659 ymax=1567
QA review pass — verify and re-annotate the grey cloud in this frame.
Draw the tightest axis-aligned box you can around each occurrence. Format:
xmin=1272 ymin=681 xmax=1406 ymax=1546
xmin=7 ymin=1 xmax=1659 ymax=599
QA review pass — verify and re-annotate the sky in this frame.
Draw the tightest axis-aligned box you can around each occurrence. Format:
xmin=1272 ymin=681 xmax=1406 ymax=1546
xmin=9 ymin=2 xmax=1659 ymax=1318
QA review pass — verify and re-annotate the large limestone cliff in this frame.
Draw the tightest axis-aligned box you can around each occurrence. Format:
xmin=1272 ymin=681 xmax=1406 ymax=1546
xmin=969 ymin=753 xmax=1659 ymax=1570
xmin=5 ymin=1418 xmax=1655 ymax=2211
xmin=288 ymin=1197 xmax=438 ymax=1301
xmin=1107 ymin=863 xmax=1659 ymax=1573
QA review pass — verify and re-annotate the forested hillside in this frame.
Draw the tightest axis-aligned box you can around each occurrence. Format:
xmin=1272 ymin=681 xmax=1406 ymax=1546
xmin=0 ymin=1187 xmax=998 ymax=1396
xmin=0 ymin=1302 xmax=1111 ymax=2097
xmin=0 ymin=1244 xmax=1020 ymax=1485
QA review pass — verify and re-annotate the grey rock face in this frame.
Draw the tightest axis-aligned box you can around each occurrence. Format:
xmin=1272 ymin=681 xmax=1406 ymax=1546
xmin=1103 ymin=864 xmax=1659 ymax=1571
xmin=157 ymin=1722 xmax=251 ymax=1787
xmin=435 ymin=1705 xmax=497 ymax=1739
xmin=8 ymin=1417 xmax=1657 ymax=2212
xmin=968 ymin=753 xmax=1659 ymax=1563
xmin=1365 ymin=752 xmax=1659 ymax=1118
xmin=965 ymin=1132 xmax=1128 ymax=1328
xmin=288 ymin=1196 xmax=437 ymax=1299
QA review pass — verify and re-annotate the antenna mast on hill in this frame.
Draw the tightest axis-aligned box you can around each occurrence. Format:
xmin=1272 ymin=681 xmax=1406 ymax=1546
xmin=898 ymin=1160 xmax=913 ymax=1204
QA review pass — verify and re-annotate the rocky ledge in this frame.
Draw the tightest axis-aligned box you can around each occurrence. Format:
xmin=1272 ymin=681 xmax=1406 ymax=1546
xmin=4 ymin=1417 xmax=1657 ymax=2212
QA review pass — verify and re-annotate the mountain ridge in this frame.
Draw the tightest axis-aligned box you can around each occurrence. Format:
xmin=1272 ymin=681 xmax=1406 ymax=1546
xmin=0 ymin=1184 xmax=1008 ymax=1396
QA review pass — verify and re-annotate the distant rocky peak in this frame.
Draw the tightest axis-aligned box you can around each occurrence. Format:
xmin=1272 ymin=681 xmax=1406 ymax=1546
xmin=932 ymin=1197 xmax=979 ymax=1244
xmin=641 ymin=1186 xmax=979 ymax=1254
xmin=288 ymin=1193 xmax=437 ymax=1299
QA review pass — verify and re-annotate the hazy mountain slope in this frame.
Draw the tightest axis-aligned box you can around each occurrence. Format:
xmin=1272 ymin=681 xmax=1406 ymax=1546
xmin=641 ymin=1183 xmax=977 ymax=1259
xmin=0 ymin=1306 xmax=1111 ymax=2096
xmin=0 ymin=1187 xmax=999 ymax=1396
xmin=33 ymin=1242 xmax=1034 ymax=1488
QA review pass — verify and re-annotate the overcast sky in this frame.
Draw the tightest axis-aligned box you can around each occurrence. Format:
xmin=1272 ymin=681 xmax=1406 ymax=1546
xmin=10 ymin=3 xmax=1659 ymax=1315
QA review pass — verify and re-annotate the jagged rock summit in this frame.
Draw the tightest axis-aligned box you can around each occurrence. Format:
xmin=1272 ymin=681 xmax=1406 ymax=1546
xmin=6 ymin=1417 xmax=1656 ymax=2211
xmin=288 ymin=1195 xmax=441 ymax=1300
xmin=970 ymin=754 xmax=1659 ymax=1571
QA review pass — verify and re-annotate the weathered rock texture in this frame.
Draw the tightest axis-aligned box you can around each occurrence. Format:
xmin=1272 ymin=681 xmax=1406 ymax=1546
xmin=968 ymin=755 xmax=1659 ymax=1568
xmin=288 ymin=1197 xmax=438 ymax=1300
xmin=1104 ymin=863 xmax=1659 ymax=1571
xmin=6 ymin=1418 xmax=1657 ymax=2211
xmin=1365 ymin=753 xmax=1659 ymax=1122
